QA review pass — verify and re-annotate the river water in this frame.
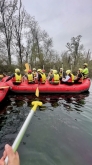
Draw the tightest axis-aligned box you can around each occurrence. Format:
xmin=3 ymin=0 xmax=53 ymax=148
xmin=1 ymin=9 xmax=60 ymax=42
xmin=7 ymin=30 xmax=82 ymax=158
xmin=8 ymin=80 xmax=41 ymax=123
xmin=0 ymin=81 xmax=92 ymax=165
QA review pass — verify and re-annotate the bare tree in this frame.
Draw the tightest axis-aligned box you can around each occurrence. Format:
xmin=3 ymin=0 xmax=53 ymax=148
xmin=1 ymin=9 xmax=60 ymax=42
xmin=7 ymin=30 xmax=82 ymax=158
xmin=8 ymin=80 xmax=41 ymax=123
xmin=0 ymin=0 xmax=18 ymax=64
xmin=13 ymin=0 xmax=25 ymax=66
xmin=66 ymin=35 xmax=82 ymax=65
xmin=24 ymin=15 xmax=42 ymax=67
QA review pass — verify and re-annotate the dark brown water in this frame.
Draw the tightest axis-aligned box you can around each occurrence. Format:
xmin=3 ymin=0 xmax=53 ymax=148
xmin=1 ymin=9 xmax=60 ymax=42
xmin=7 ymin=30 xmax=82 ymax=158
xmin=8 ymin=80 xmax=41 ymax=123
xmin=0 ymin=82 xmax=92 ymax=165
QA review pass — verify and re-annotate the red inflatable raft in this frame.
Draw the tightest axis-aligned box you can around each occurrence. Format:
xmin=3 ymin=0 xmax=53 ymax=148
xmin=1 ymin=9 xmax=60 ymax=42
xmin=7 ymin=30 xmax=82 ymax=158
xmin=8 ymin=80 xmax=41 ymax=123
xmin=5 ymin=78 xmax=91 ymax=94
xmin=0 ymin=81 xmax=9 ymax=103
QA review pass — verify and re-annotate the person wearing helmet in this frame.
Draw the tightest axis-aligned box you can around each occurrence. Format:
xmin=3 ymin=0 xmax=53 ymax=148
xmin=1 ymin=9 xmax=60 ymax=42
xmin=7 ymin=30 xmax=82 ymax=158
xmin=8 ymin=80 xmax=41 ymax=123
xmin=5 ymin=68 xmax=22 ymax=84
xmin=48 ymin=69 xmax=53 ymax=80
xmin=82 ymin=63 xmax=89 ymax=78
xmin=32 ymin=68 xmax=38 ymax=82
xmin=59 ymin=68 xmax=66 ymax=83
xmin=74 ymin=68 xmax=83 ymax=83
xmin=25 ymin=70 xmax=34 ymax=84
xmin=62 ymin=70 xmax=74 ymax=83
xmin=37 ymin=69 xmax=46 ymax=84
xmin=49 ymin=70 xmax=59 ymax=84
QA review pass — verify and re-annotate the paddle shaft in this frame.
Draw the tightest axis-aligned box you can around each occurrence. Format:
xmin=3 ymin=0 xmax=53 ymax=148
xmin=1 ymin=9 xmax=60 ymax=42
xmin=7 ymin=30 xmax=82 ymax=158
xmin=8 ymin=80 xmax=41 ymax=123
xmin=13 ymin=110 xmax=34 ymax=151
xmin=5 ymin=101 xmax=42 ymax=165
xmin=0 ymin=86 xmax=9 ymax=89
xmin=62 ymin=63 xmax=63 ymax=78
xmin=71 ymin=63 xmax=72 ymax=73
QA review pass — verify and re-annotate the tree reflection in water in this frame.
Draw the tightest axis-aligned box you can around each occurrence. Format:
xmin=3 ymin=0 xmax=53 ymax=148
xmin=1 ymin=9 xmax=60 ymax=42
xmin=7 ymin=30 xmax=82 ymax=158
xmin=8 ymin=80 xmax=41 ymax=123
xmin=0 ymin=91 xmax=90 ymax=157
xmin=7 ymin=92 xmax=90 ymax=111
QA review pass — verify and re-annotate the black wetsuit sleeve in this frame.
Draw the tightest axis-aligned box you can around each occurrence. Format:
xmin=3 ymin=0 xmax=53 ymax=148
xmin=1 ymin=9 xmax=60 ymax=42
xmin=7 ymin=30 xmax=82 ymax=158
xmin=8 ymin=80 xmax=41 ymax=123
xmin=38 ymin=74 xmax=41 ymax=81
xmin=49 ymin=75 xmax=54 ymax=81
xmin=6 ymin=73 xmax=15 ymax=82
xmin=63 ymin=72 xmax=66 ymax=78
xmin=77 ymin=73 xmax=82 ymax=79
xmin=74 ymin=73 xmax=82 ymax=82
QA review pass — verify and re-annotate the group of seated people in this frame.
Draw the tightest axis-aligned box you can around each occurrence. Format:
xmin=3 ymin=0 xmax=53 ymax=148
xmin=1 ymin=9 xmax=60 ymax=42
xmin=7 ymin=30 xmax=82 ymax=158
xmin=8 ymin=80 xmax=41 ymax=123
xmin=48 ymin=63 xmax=89 ymax=84
xmin=5 ymin=63 xmax=89 ymax=85
xmin=5 ymin=68 xmax=47 ymax=85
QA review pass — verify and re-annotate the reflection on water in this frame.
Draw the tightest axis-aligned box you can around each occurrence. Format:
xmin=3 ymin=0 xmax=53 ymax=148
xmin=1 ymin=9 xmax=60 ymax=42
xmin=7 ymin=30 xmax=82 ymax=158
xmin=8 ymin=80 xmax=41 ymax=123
xmin=0 ymin=91 xmax=92 ymax=165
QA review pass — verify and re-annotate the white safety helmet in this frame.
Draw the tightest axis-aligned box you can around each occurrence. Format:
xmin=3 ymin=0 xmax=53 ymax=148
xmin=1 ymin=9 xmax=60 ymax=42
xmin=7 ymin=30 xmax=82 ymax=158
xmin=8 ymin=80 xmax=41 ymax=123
xmin=33 ymin=68 xmax=36 ymax=71
xmin=15 ymin=68 xmax=20 ymax=73
xmin=53 ymin=70 xmax=57 ymax=74
xmin=79 ymin=68 xmax=83 ymax=73
xmin=66 ymin=70 xmax=71 ymax=75
xmin=37 ymin=69 xmax=42 ymax=72
xmin=83 ymin=63 xmax=88 ymax=66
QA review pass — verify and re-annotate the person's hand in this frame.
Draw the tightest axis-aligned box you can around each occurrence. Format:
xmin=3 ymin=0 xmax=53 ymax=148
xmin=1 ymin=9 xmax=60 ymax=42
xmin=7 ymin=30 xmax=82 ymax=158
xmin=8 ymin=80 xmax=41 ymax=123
xmin=62 ymin=78 xmax=65 ymax=81
xmin=0 ymin=144 xmax=20 ymax=165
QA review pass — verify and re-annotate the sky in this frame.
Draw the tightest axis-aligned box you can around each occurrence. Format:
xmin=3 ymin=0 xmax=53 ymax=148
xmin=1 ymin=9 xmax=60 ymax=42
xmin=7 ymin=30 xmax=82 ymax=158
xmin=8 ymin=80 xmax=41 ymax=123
xmin=22 ymin=0 xmax=92 ymax=54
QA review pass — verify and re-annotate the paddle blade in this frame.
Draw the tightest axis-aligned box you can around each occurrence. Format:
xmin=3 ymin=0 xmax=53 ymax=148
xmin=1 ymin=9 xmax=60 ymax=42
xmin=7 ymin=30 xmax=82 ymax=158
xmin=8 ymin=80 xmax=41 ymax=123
xmin=25 ymin=63 xmax=30 ymax=71
xmin=35 ymin=87 xmax=39 ymax=97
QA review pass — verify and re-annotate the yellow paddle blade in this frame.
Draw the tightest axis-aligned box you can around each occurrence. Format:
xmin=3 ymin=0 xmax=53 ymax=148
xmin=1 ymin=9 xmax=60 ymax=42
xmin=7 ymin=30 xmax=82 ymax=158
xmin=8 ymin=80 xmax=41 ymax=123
xmin=25 ymin=63 xmax=29 ymax=71
xmin=32 ymin=101 xmax=42 ymax=111
xmin=35 ymin=87 xmax=39 ymax=97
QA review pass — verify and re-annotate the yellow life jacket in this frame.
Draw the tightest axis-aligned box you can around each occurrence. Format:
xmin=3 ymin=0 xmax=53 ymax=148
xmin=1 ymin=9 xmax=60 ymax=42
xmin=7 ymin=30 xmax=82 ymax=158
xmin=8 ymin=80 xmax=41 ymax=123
xmin=67 ymin=73 xmax=74 ymax=83
xmin=82 ymin=68 xmax=89 ymax=78
xmin=40 ymin=73 xmax=46 ymax=83
xmin=13 ymin=73 xmax=22 ymax=83
xmin=27 ymin=74 xmax=33 ymax=82
xmin=53 ymin=74 xmax=59 ymax=83
xmin=71 ymin=74 xmax=74 ymax=82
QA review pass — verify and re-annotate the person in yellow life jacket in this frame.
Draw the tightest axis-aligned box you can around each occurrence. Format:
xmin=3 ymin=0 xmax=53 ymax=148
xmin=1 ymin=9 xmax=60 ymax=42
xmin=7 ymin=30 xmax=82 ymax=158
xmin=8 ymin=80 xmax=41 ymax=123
xmin=32 ymin=68 xmax=38 ymax=82
xmin=82 ymin=63 xmax=89 ymax=78
xmin=74 ymin=68 xmax=83 ymax=83
xmin=37 ymin=69 xmax=46 ymax=84
xmin=5 ymin=68 xmax=22 ymax=85
xmin=49 ymin=70 xmax=60 ymax=84
xmin=26 ymin=70 xmax=34 ymax=84
xmin=62 ymin=70 xmax=74 ymax=84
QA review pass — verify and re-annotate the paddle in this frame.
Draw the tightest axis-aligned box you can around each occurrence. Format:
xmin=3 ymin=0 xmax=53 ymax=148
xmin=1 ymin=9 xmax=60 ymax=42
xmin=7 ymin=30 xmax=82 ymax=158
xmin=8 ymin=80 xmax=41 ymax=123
xmin=0 ymin=86 xmax=9 ymax=89
xmin=5 ymin=101 xmax=42 ymax=165
xmin=62 ymin=62 xmax=63 ymax=78
xmin=71 ymin=62 xmax=72 ymax=73
xmin=35 ymin=70 xmax=40 ymax=97
xmin=25 ymin=63 xmax=30 ymax=72
xmin=35 ymin=86 xmax=39 ymax=97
